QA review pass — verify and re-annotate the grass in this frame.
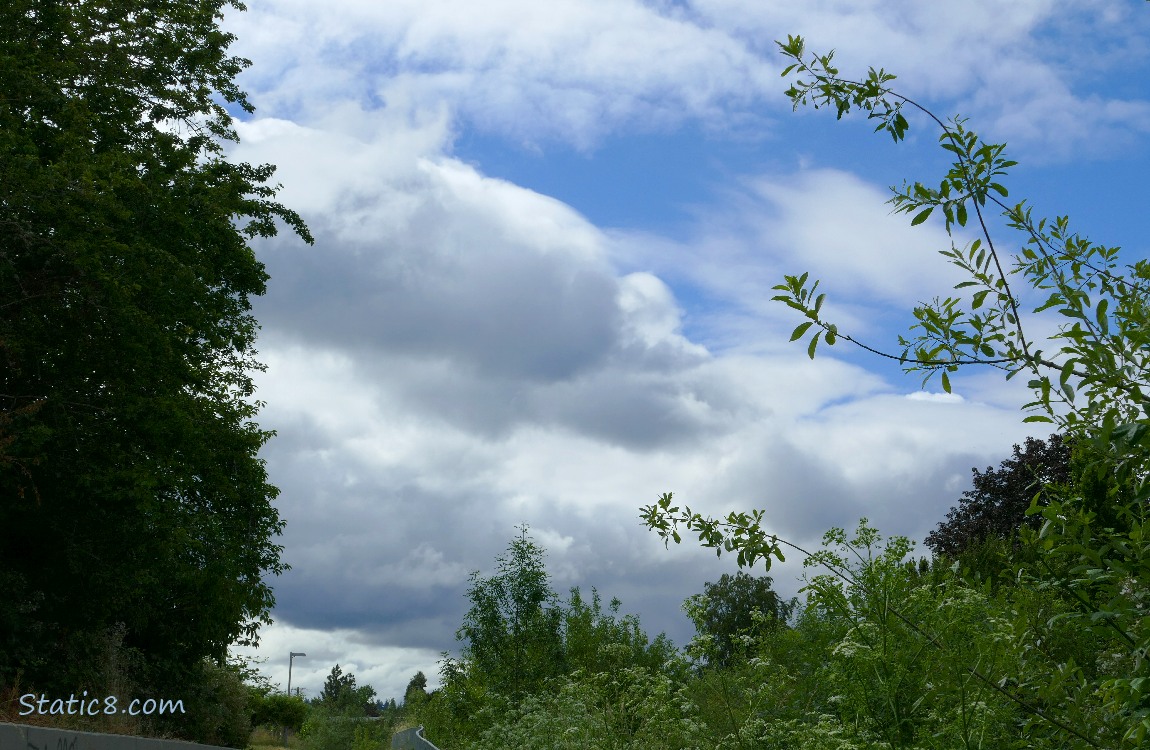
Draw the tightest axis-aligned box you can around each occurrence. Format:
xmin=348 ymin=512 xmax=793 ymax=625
xmin=248 ymin=725 xmax=305 ymax=750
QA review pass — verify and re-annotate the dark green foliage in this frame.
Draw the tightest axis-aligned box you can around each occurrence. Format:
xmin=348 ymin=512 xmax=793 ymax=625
xmin=318 ymin=664 xmax=377 ymax=715
xmin=420 ymin=528 xmax=566 ymax=747
xmin=0 ymin=0 xmax=310 ymax=728
xmin=467 ymin=668 xmax=690 ymax=750
xmin=300 ymin=709 xmax=383 ymax=750
xmin=455 ymin=527 xmax=566 ymax=703
xmin=563 ymin=587 xmax=681 ymax=678
xmin=675 ymin=522 xmax=1107 ymax=749
xmin=170 ymin=658 xmax=252 ymax=749
xmin=683 ymin=572 xmax=794 ymax=667
xmin=298 ymin=698 xmax=394 ymax=750
xmin=319 ymin=664 xmax=355 ymax=706
xmin=402 ymin=670 xmax=430 ymax=717
xmin=419 ymin=523 xmax=1148 ymax=748
xmin=372 ymin=697 xmax=401 ymax=728
xmin=302 ymin=666 xmax=386 ymax=750
xmin=926 ymin=434 xmax=1071 ymax=558
xmin=418 ymin=529 xmax=685 ymax=748
xmin=250 ymin=692 xmax=309 ymax=733
xmin=233 ymin=654 xmax=308 ymax=734
xmin=403 ymin=671 xmax=428 ymax=705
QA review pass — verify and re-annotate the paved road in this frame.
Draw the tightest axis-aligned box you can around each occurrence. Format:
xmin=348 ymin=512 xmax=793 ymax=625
xmin=391 ymin=725 xmax=440 ymax=750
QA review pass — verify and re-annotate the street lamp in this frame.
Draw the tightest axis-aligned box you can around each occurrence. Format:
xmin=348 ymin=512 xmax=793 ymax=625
xmin=284 ymin=652 xmax=306 ymax=747
xmin=287 ymin=652 xmax=306 ymax=698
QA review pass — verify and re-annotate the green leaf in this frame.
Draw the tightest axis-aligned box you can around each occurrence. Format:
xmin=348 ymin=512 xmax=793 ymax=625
xmin=807 ymin=333 xmax=821 ymax=359
xmin=790 ymin=321 xmax=814 ymax=341
xmin=1034 ymin=293 xmax=1064 ymax=313
xmin=940 ymin=370 xmax=951 ymax=393
xmin=910 ymin=207 xmax=934 ymax=226
xmin=1060 ymin=358 xmax=1077 ymax=389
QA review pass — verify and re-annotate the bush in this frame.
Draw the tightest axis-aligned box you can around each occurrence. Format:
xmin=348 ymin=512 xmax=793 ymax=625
xmin=301 ymin=707 xmax=389 ymax=750
xmin=469 ymin=669 xmax=692 ymax=750
xmin=251 ymin=692 xmax=309 ymax=733
xmin=169 ymin=658 xmax=253 ymax=749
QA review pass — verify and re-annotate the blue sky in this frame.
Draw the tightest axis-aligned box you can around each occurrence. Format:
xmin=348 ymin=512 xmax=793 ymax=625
xmin=222 ymin=0 xmax=1150 ymax=703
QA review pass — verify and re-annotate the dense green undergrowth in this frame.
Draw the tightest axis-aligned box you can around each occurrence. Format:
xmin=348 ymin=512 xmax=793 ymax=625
xmin=408 ymin=514 xmax=1138 ymax=750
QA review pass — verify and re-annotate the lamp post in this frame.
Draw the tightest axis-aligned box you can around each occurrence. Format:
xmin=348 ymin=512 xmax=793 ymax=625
xmin=284 ymin=652 xmax=306 ymax=746
xmin=287 ymin=652 xmax=306 ymax=697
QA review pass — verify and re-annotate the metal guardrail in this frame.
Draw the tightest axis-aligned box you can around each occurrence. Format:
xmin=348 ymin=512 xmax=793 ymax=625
xmin=415 ymin=726 xmax=442 ymax=750
xmin=0 ymin=721 xmax=232 ymax=750
xmin=390 ymin=724 xmax=441 ymax=750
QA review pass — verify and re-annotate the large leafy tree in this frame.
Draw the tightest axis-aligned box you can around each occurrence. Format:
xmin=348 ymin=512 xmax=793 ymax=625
xmin=454 ymin=527 xmax=566 ymax=702
xmin=421 ymin=528 xmax=565 ymax=745
xmin=0 ymin=0 xmax=311 ymax=702
xmin=403 ymin=670 xmax=429 ymax=707
xmin=683 ymin=572 xmax=794 ymax=667
xmin=423 ymin=529 xmax=681 ymax=747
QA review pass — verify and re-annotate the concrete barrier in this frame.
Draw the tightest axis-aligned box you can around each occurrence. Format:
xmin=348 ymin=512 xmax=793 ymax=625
xmin=0 ymin=722 xmax=232 ymax=750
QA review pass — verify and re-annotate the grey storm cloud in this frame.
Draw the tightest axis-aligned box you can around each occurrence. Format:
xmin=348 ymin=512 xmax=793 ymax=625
xmin=258 ymin=420 xmax=737 ymax=653
xmin=254 ymin=223 xmax=621 ymax=384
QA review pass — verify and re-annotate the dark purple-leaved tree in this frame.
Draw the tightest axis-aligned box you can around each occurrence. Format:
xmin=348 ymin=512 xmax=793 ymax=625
xmin=925 ymin=434 xmax=1071 ymax=559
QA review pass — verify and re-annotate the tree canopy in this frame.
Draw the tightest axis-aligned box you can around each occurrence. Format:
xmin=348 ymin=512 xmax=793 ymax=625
xmin=454 ymin=526 xmax=566 ymax=702
xmin=318 ymin=664 xmax=376 ymax=715
xmin=403 ymin=671 xmax=429 ymax=706
xmin=683 ymin=572 xmax=794 ymax=667
xmin=419 ymin=528 xmax=682 ymax=747
xmin=0 ymin=0 xmax=311 ymax=715
xmin=925 ymin=434 xmax=1071 ymax=559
